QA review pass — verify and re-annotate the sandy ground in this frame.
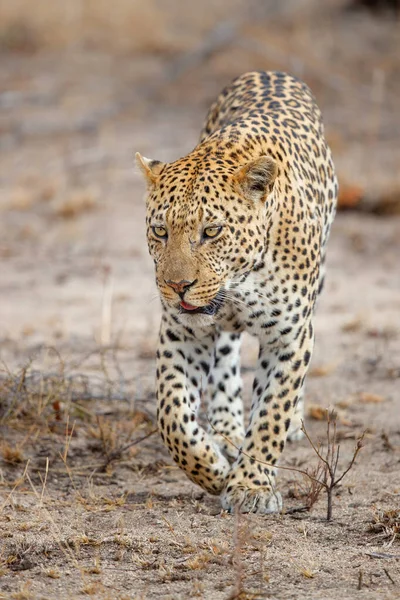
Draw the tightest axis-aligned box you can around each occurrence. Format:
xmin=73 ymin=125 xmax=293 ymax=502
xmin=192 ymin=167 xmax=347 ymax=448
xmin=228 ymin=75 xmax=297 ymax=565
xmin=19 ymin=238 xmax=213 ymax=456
xmin=1 ymin=4 xmax=400 ymax=598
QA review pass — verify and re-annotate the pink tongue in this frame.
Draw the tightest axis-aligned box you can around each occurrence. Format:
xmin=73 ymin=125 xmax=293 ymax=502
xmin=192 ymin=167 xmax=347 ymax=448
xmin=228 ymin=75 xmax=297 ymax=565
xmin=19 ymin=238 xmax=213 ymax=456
xmin=180 ymin=300 xmax=198 ymax=311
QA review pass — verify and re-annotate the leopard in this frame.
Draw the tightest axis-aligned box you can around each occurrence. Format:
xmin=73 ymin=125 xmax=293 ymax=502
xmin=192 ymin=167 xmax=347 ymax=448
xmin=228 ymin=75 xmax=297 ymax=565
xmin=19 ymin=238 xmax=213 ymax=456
xmin=135 ymin=71 xmax=337 ymax=514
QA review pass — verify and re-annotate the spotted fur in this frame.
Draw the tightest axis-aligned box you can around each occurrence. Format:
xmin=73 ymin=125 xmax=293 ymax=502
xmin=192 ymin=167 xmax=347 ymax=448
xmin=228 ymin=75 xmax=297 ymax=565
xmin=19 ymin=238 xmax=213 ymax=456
xmin=136 ymin=71 xmax=337 ymax=513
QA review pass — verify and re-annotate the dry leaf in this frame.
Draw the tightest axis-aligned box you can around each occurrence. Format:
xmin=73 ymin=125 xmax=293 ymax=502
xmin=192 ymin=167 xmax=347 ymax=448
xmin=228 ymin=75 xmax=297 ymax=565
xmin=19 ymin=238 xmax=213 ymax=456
xmin=338 ymin=416 xmax=354 ymax=427
xmin=54 ymin=187 xmax=98 ymax=219
xmin=335 ymin=399 xmax=352 ymax=409
xmin=337 ymin=184 xmax=363 ymax=209
xmin=309 ymin=363 xmax=337 ymax=377
xmin=21 ymin=324 xmax=35 ymax=337
xmin=358 ymin=392 xmax=386 ymax=404
xmin=308 ymin=404 xmax=353 ymax=426
xmin=342 ymin=317 xmax=364 ymax=333
xmin=307 ymin=405 xmax=327 ymax=421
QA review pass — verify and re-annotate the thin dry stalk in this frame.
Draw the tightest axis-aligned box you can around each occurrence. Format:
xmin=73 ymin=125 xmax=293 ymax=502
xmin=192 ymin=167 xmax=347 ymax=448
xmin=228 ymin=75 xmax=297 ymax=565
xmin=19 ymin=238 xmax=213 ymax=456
xmin=39 ymin=457 xmax=49 ymax=506
xmin=209 ymin=411 xmax=365 ymax=521
xmin=208 ymin=420 xmax=326 ymax=489
xmin=23 ymin=467 xmax=90 ymax=588
xmin=301 ymin=411 xmax=365 ymax=520
xmin=0 ymin=460 xmax=30 ymax=513
xmin=99 ymin=428 xmax=158 ymax=469
xmin=61 ymin=416 xmax=76 ymax=464
xmin=100 ymin=265 xmax=113 ymax=346
xmin=299 ymin=458 xmax=325 ymax=512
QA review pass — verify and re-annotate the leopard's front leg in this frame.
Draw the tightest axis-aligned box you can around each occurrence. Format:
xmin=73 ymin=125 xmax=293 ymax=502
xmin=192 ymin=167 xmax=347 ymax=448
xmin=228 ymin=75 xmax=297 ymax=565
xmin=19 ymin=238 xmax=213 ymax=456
xmin=207 ymin=331 xmax=245 ymax=462
xmin=156 ymin=317 xmax=230 ymax=494
xmin=221 ymin=319 xmax=314 ymax=513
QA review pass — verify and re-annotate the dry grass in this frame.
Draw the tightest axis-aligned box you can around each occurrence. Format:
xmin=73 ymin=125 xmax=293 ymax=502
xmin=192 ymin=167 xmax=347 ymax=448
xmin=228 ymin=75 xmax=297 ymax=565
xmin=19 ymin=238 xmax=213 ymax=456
xmin=0 ymin=441 xmax=25 ymax=464
xmin=0 ymin=347 xmax=140 ymax=423
xmin=0 ymin=346 xmax=156 ymax=495
xmin=0 ymin=346 xmax=159 ymax=595
xmin=0 ymin=350 xmax=397 ymax=597
xmin=287 ymin=460 xmax=326 ymax=513
xmin=10 ymin=581 xmax=34 ymax=600
xmin=44 ymin=568 xmax=61 ymax=579
xmin=369 ymin=507 xmax=400 ymax=547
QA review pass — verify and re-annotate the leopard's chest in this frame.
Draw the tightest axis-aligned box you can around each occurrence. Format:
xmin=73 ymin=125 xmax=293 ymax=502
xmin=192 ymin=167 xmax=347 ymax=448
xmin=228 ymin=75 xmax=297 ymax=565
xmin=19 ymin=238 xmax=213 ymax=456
xmin=214 ymin=270 xmax=297 ymax=343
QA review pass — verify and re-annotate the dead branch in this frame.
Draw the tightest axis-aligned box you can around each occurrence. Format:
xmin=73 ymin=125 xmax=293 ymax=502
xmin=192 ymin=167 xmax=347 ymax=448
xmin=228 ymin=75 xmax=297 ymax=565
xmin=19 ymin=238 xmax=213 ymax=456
xmin=301 ymin=411 xmax=365 ymax=520
xmin=208 ymin=411 xmax=365 ymax=521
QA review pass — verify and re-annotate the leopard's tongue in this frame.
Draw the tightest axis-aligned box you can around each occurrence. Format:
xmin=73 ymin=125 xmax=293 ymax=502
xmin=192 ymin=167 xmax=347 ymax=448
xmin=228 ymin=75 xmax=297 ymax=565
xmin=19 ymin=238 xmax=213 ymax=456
xmin=180 ymin=300 xmax=198 ymax=311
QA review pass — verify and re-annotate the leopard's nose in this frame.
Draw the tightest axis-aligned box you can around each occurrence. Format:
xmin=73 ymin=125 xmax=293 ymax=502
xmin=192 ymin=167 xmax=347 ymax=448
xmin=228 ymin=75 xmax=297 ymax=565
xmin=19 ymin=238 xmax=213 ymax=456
xmin=165 ymin=279 xmax=196 ymax=297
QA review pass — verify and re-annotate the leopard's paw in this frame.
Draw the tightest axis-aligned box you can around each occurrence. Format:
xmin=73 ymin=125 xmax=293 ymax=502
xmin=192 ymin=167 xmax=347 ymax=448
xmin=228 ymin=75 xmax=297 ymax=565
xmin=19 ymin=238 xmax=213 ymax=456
xmin=210 ymin=431 xmax=244 ymax=463
xmin=220 ymin=483 xmax=282 ymax=514
xmin=287 ymin=415 xmax=305 ymax=442
xmin=287 ymin=424 xmax=305 ymax=442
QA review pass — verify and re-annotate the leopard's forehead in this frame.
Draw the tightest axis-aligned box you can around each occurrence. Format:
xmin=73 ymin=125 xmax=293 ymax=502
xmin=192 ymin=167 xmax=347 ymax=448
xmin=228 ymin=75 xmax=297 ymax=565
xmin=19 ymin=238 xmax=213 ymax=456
xmin=161 ymin=151 xmax=236 ymax=195
xmin=147 ymin=152 xmax=239 ymax=225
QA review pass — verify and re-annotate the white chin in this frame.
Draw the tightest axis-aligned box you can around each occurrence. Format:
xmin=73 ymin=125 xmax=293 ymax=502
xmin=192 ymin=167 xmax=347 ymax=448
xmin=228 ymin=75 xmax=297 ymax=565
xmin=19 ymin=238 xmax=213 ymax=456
xmin=178 ymin=312 xmax=216 ymax=328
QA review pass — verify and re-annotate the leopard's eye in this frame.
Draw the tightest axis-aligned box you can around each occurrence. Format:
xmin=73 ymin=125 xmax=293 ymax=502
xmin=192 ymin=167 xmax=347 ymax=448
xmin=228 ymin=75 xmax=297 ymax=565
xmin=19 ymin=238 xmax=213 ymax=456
xmin=203 ymin=226 xmax=223 ymax=239
xmin=153 ymin=226 xmax=168 ymax=239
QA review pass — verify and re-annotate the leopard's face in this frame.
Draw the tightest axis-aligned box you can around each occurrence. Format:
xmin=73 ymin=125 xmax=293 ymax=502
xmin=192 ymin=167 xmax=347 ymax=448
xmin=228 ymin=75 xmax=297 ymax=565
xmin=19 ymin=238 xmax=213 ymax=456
xmin=137 ymin=151 xmax=277 ymax=325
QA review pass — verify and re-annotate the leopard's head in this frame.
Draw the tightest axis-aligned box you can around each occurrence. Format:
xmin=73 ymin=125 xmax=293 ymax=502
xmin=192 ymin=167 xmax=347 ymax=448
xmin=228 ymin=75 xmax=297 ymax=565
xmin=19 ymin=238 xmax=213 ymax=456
xmin=136 ymin=146 xmax=277 ymax=325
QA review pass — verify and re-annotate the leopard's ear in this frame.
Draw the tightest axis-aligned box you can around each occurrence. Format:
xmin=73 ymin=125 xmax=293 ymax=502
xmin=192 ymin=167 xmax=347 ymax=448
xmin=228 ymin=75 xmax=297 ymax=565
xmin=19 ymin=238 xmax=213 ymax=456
xmin=135 ymin=152 xmax=165 ymax=186
xmin=235 ymin=155 xmax=277 ymax=202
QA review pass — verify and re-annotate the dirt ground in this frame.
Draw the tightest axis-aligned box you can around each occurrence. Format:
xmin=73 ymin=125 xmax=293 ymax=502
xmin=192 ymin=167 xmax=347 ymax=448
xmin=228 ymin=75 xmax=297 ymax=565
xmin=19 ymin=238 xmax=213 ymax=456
xmin=1 ymin=2 xmax=400 ymax=599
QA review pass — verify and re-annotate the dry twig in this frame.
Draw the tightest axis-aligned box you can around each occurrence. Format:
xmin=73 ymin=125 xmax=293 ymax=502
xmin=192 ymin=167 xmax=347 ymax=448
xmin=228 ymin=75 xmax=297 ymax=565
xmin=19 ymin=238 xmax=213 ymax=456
xmin=209 ymin=410 xmax=365 ymax=521
xmin=99 ymin=428 xmax=158 ymax=470
xmin=301 ymin=411 xmax=365 ymax=520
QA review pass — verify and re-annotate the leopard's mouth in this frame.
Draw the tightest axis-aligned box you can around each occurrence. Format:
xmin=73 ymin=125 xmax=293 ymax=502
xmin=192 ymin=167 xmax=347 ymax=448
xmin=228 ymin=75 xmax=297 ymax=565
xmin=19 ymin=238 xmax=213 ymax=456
xmin=178 ymin=291 xmax=225 ymax=316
